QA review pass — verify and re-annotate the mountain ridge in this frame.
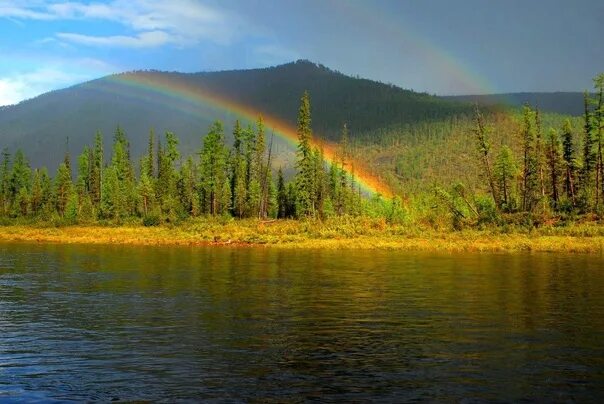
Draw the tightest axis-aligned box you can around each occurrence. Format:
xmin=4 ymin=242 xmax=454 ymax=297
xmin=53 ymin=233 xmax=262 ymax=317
xmin=0 ymin=60 xmax=584 ymax=172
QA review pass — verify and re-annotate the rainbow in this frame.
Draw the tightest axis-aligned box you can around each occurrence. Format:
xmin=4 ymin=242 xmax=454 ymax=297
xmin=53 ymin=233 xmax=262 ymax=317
xmin=334 ymin=0 xmax=495 ymax=96
xmin=95 ymin=72 xmax=393 ymax=198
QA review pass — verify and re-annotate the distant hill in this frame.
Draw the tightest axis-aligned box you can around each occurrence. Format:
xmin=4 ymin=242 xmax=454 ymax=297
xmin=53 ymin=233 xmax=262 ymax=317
xmin=0 ymin=60 xmax=472 ymax=171
xmin=444 ymin=92 xmax=587 ymax=116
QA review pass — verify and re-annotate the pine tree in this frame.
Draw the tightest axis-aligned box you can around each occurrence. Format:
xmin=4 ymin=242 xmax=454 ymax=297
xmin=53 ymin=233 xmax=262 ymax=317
xmin=90 ymin=131 xmax=104 ymax=208
xmin=579 ymin=92 xmax=596 ymax=211
xmin=76 ymin=147 xmax=91 ymax=197
xmin=109 ymin=131 xmax=134 ymax=217
xmin=594 ymin=74 xmax=604 ymax=211
xmin=30 ymin=169 xmax=44 ymax=216
xmin=231 ymin=120 xmax=247 ymax=218
xmin=562 ymin=119 xmax=577 ymax=204
xmin=242 ymin=125 xmax=256 ymax=216
xmin=259 ymin=129 xmax=274 ymax=219
xmin=178 ymin=156 xmax=198 ymax=216
xmin=336 ymin=123 xmax=350 ymax=215
xmin=76 ymin=147 xmax=93 ymax=218
xmin=100 ymin=165 xmax=122 ymax=220
xmin=54 ymin=162 xmax=72 ymax=216
xmin=146 ymin=129 xmax=155 ymax=178
xmin=0 ymin=149 xmax=10 ymax=216
xmin=295 ymin=91 xmax=315 ymax=217
xmin=137 ymin=166 xmax=155 ymax=217
xmin=494 ymin=146 xmax=517 ymax=211
xmin=10 ymin=150 xmax=31 ymax=216
xmin=314 ymin=146 xmax=327 ymax=218
xmin=521 ymin=105 xmax=539 ymax=212
xmin=200 ymin=121 xmax=228 ymax=215
xmin=472 ymin=107 xmax=500 ymax=209
xmin=157 ymin=131 xmax=181 ymax=218
xmin=546 ymin=129 xmax=562 ymax=208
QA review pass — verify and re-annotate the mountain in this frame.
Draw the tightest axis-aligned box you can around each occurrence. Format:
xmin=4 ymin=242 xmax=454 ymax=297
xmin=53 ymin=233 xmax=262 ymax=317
xmin=444 ymin=92 xmax=587 ymax=116
xmin=0 ymin=60 xmax=473 ymax=171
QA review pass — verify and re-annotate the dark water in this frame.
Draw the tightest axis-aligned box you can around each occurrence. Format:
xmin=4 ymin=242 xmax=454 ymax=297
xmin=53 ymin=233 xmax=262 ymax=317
xmin=1 ymin=243 xmax=603 ymax=402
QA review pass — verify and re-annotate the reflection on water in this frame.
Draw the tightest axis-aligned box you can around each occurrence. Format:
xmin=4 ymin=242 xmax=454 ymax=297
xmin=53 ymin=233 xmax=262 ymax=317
xmin=0 ymin=243 xmax=603 ymax=401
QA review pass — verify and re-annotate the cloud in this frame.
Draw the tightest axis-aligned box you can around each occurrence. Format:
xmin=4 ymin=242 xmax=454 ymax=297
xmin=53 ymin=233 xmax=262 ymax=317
xmin=0 ymin=0 xmax=242 ymax=48
xmin=0 ymin=58 xmax=116 ymax=106
xmin=57 ymin=31 xmax=172 ymax=48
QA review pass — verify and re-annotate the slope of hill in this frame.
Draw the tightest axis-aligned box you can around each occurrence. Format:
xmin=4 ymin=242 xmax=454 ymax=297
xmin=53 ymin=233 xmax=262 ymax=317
xmin=0 ymin=60 xmax=473 ymax=171
xmin=444 ymin=92 xmax=587 ymax=116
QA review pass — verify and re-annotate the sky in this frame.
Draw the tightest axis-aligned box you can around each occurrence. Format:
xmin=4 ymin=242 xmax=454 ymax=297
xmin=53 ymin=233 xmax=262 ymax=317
xmin=1 ymin=0 xmax=603 ymax=105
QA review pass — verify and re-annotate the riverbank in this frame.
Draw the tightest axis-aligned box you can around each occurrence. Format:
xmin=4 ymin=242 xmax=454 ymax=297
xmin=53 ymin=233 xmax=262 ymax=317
xmin=1 ymin=218 xmax=604 ymax=252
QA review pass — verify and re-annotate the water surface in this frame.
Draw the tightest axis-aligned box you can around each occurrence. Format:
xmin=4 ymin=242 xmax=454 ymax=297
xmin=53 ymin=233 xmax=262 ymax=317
xmin=1 ymin=243 xmax=603 ymax=401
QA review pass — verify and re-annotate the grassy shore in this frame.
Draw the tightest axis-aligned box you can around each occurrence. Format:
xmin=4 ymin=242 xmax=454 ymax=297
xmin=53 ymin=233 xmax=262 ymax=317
xmin=1 ymin=217 xmax=604 ymax=252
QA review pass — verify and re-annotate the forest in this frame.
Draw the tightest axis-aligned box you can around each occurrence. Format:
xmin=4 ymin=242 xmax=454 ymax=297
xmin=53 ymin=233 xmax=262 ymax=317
xmin=0 ymin=73 xmax=603 ymax=235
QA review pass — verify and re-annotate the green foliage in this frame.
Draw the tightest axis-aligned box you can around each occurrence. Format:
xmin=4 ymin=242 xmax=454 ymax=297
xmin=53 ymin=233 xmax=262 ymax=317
xmin=200 ymin=121 xmax=229 ymax=216
xmin=2 ymin=74 xmax=604 ymax=233
xmin=142 ymin=214 xmax=161 ymax=227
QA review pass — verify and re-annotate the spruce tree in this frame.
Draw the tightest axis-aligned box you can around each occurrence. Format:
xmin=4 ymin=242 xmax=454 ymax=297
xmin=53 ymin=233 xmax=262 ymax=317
xmin=472 ymin=107 xmax=500 ymax=209
xmin=54 ymin=162 xmax=72 ymax=217
xmin=494 ymin=146 xmax=517 ymax=211
xmin=231 ymin=120 xmax=247 ymax=218
xmin=521 ymin=105 xmax=539 ymax=212
xmin=90 ymin=131 xmax=104 ymax=208
xmin=200 ymin=121 xmax=228 ymax=215
xmin=579 ymin=92 xmax=596 ymax=211
xmin=295 ymin=91 xmax=315 ymax=217
xmin=562 ymin=119 xmax=577 ymax=204
xmin=10 ymin=150 xmax=31 ymax=215
xmin=594 ymin=74 xmax=604 ymax=211
xmin=0 ymin=149 xmax=10 ymax=216
xmin=546 ymin=129 xmax=562 ymax=208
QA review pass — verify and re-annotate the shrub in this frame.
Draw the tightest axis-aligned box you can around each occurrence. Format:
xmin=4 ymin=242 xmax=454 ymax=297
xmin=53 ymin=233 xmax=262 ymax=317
xmin=142 ymin=214 xmax=161 ymax=227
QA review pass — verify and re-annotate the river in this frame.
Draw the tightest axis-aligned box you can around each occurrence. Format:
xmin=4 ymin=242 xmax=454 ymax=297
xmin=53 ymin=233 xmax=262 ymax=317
xmin=1 ymin=243 xmax=603 ymax=401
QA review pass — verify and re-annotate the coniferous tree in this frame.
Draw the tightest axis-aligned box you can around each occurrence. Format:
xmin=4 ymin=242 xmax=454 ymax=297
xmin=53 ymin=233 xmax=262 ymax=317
xmin=30 ymin=169 xmax=44 ymax=216
xmin=0 ymin=149 xmax=10 ymax=216
xmin=535 ymin=109 xmax=547 ymax=208
xmin=579 ymin=92 xmax=596 ymax=211
xmin=314 ymin=146 xmax=327 ymax=218
xmin=259 ymin=129 xmax=274 ymax=219
xmin=494 ymin=146 xmax=518 ymax=211
xmin=137 ymin=164 xmax=155 ymax=217
xmin=146 ymin=129 xmax=155 ymax=178
xmin=76 ymin=147 xmax=94 ymax=219
xmin=561 ymin=120 xmax=577 ymax=204
xmin=594 ymin=74 xmax=604 ymax=211
xmin=231 ymin=120 xmax=247 ymax=218
xmin=200 ymin=121 xmax=228 ymax=215
xmin=109 ymin=127 xmax=135 ymax=217
xmin=157 ymin=131 xmax=180 ymax=219
xmin=54 ymin=161 xmax=72 ymax=217
xmin=295 ymin=91 xmax=315 ymax=217
xmin=90 ymin=131 xmax=104 ymax=209
xmin=521 ymin=105 xmax=539 ymax=212
xmin=100 ymin=165 xmax=122 ymax=220
xmin=178 ymin=156 xmax=199 ymax=216
xmin=472 ymin=107 xmax=500 ymax=209
xmin=546 ymin=129 xmax=562 ymax=208
xmin=10 ymin=150 xmax=31 ymax=215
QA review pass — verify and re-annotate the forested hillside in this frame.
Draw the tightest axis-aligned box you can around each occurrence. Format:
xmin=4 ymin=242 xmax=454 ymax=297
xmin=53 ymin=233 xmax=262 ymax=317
xmin=0 ymin=72 xmax=602 ymax=231
xmin=0 ymin=60 xmax=473 ymax=171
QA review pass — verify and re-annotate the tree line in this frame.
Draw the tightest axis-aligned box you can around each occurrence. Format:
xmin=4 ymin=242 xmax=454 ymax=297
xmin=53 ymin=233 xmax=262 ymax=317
xmin=438 ymin=73 xmax=604 ymax=227
xmin=0 ymin=92 xmax=370 ymax=224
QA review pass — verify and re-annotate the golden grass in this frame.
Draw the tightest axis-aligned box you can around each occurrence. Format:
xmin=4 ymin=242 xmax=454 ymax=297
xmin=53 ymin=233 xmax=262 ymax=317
xmin=1 ymin=218 xmax=603 ymax=253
